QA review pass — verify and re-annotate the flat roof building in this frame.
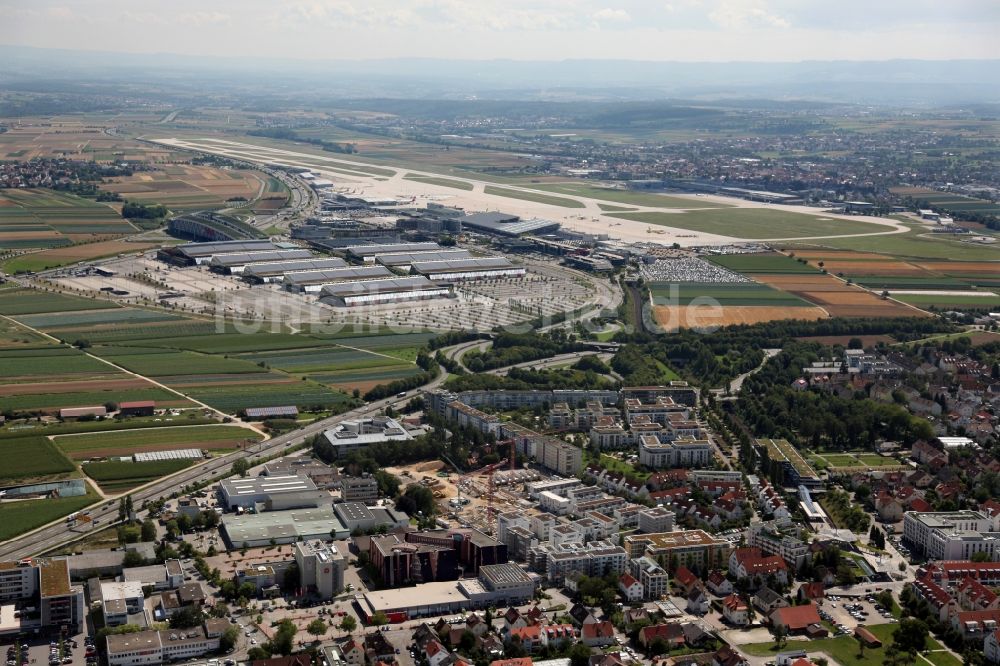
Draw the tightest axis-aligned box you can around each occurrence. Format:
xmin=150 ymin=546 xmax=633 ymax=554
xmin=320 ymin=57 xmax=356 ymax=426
xmin=345 ymin=243 xmax=443 ymax=262
xmin=282 ymin=266 xmax=394 ymax=293
xmin=376 ymin=250 xmax=471 ymax=268
xmin=410 ymin=257 xmax=525 ymax=281
xmin=218 ymin=475 xmax=319 ymax=510
xmin=318 ymin=416 xmax=413 ymax=459
xmin=221 ymin=506 xmax=348 ymax=547
xmin=320 ymin=276 xmax=451 ymax=307
xmin=243 ymin=258 xmax=348 ymax=283
xmin=209 ymin=249 xmax=313 ymax=274
xmin=166 ymin=240 xmax=278 ymax=265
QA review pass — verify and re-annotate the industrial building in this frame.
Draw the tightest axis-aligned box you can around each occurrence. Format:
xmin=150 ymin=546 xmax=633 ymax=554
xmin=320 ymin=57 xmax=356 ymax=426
xmin=220 ymin=506 xmax=349 ymax=547
xmin=208 ymin=249 xmax=314 ymax=274
xmin=319 ymin=276 xmax=451 ymax=307
xmin=242 ymin=257 xmax=348 ymax=283
xmin=333 ymin=502 xmax=410 ymax=533
xmin=157 ymin=240 xmax=278 ymax=266
xmin=344 ymin=242 xmax=442 ymax=262
xmin=217 ymin=475 xmax=319 ymax=510
xmin=166 ymin=211 xmax=264 ymax=243
xmin=282 ymin=266 xmax=394 ymax=293
xmin=410 ymin=257 xmax=525 ymax=281
xmin=376 ymin=250 xmax=472 ymax=269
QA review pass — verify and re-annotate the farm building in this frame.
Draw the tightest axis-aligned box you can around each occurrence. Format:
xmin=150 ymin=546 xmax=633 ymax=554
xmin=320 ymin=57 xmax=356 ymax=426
xmin=282 ymin=266 xmax=394 ymax=293
xmin=243 ymin=406 xmax=299 ymax=419
xmin=410 ymin=257 xmax=524 ymax=281
xmin=242 ymin=258 xmax=347 ymax=284
xmin=133 ymin=449 xmax=204 ymax=462
xmin=375 ymin=250 xmax=472 ymax=269
xmin=459 ymin=212 xmax=561 ymax=237
xmin=208 ymin=249 xmax=314 ymax=274
xmin=343 ymin=242 xmax=442 ymax=263
xmin=118 ymin=401 xmax=156 ymax=417
xmin=319 ymin=276 xmax=451 ymax=307
xmin=158 ymin=240 xmax=278 ymax=266
xmin=60 ymin=406 xmax=108 ymax=419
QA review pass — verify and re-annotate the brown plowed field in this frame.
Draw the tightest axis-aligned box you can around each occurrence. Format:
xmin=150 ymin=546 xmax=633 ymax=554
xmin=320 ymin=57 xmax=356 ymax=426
xmin=0 ymin=378 xmax=150 ymax=396
xmin=755 ymin=274 xmax=926 ymax=318
xmin=921 ymin=262 xmax=1000 ymax=274
xmin=653 ymin=304 xmax=828 ymax=330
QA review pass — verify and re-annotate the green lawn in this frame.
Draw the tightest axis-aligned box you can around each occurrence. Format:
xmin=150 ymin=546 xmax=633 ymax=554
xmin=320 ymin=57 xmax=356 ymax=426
xmin=533 ymin=183 xmax=724 ymax=209
xmin=783 ymin=226 xmax=1000 ymax=261
xmin=0 ymin=289 xmax=118 ymax=315
xmin=892 ymin=292 xmax=1000 ymax=307
xmin=0 ymin=482 xmax=101 ymax=541
xmin=484 ymin=186 xmax=586 ymax=208
xmin=403 ymin=174 xmax=474 ymax=191
xmin=82 ymin=459 xmax=194 ymax=492
xmin=610 ymin=209 xmax=887 ymax=239
xmin=597 ymin=204 xmax=637 ymax=212
xmin=54 ymin=424 xmax=261 ymax=457
xmin=739 ymin=623 xmax=949 ymax=666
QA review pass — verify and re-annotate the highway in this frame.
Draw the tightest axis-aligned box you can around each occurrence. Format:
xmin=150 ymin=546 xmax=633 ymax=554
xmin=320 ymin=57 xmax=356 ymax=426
xmin=0 ymin=361 xmax=450 ymax=561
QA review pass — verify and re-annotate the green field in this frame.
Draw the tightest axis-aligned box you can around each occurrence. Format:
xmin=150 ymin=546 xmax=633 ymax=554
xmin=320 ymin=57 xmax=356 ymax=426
xmin=707 ymin=253 xmax=821 ymax=274
xmin=0 ymin=436 xmax=76 ymax=481
xmin=311 ymin=365 xmax=424 ymax=386
xmin=0 ymin=188 xmax=132 ymax=251
xmin=96 ymin=349 xmax=268 ymax=376
xmin=403 ymin=174 xmax=474 ymax=191
xmin=0 ymin=346 xmax=112 ymax=376
xmin=892 ymin=292 xmax=1000 ymax=307
xmin=649 ymin=282 xmax=813 ymax=306
xmin=82 ymin=459 xmax=194 ymax=491
xmin=784 ymin=225 xmax=1000 ymax=260
xmin=739 ymin=623 xmax=950 ymax=666
xmin=0 ymin=483 xmax=100 ymax=541
xmin=534 ymin=183 xmax=724 ymax=209
xmin=854 ymin=276 xmax=972 ymax=289
xmin=54 ymin=424 xmax=261 ymax=458
xmin=610 ymin=208 xmax=886 ymax=239
xmin=19 ymin=308 xmax=182 ymax=329
xmin=184 ymin=383 xmax=350 ymax=413
xmin=0 ymin=387 xmax=189 ymax=413
xmin=0 ymin=288 xmax=119 ymax=315
xmin=484 ymin=186 xmax=586 ymax=208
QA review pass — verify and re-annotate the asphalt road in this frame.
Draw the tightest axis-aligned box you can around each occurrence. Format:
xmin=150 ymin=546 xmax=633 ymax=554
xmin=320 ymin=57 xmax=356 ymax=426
xmin=0 ymin=361 xmax=450 ymax=561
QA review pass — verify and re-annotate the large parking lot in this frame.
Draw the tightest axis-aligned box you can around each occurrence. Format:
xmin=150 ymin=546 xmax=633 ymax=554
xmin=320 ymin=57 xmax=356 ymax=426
xmin=818 ymin=590 xmax=898 ymax=635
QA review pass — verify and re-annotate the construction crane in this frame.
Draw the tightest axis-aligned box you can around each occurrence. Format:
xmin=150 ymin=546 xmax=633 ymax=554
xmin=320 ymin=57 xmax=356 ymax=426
xmin=455 ymin=458 xmax=508 ymax=534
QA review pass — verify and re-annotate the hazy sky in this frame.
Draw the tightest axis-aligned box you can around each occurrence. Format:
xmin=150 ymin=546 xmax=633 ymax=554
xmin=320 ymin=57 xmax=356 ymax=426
xmin=3 ymin=0 xmax=999 ymax=62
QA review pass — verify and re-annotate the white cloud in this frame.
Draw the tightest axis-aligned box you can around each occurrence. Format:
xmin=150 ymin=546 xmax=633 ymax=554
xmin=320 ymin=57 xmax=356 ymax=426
xmin=593 ymin=7 xmax=631 ymax=22
xmin=179 ymin=11 xmax=231 ymax=26
xmin=709 ymin=1 xmax=790 ymax=29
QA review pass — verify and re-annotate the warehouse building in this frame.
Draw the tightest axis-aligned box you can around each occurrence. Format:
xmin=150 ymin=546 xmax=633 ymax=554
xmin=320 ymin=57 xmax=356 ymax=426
xmin=242 ymin=258 xmax=348 ymax=283
xmin=376 ymin=249 xmax=472 ymax=269
xmin=208 ymin=249 xmax=314 ymax=274
xmin=217 ymin=475 xmax=319 ymax=510
xmin=282 ymin=266 xmax=394 ymax=293
xmin=220 ymin=506 xmax=349 ymax=547
xmin=411 ymin=257 xmax=525 ymax=281
xmin=319 ymin=276 xmax=451 ymax=307
xmin=344 ymin=242 xmax=443 ymax=262
xmin=157 ymin=240 xmax=278 ymax=266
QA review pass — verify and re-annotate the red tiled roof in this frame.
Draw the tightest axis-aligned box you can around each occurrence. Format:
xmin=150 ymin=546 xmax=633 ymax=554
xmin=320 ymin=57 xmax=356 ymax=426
xmin=583 ymin=622 xmax=615 ymax=639
xmin=509 ymin=626 xmax=540 ymax=640
xmin=675 ymin=566 xmax=698 ymax=587
xmin=620 ymin=572 xmax=640 ymax=589
xmin=771 ymin=603 xmax=821 ymax=630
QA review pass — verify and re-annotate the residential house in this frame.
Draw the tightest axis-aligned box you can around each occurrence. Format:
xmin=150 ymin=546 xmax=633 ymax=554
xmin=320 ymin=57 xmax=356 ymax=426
xmin=707 ymin=570 xmax=734 ymax=596
xmin=639 ymin=624 xmax=686 ymax=652
xmin=620 ymin=573 xmax=644 ymax=602
xmin=674 ymin=566 xmax=701 ymax=596
xmin=769 ymin=604 xmax=826 ymax=637
xmin=753 ymin=587 xmax=789 ymax=615
xmin=722 ymin=594 xmax=750 ymax=626
xmin=582 ymin=621 xmax=616 ymax=648
xmin=687 ymin=588 xmax=710 ymax=615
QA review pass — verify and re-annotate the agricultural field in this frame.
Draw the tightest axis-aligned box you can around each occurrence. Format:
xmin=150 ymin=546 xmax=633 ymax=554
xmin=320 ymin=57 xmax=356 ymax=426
xmin=753 ymin=274 xmax=925 ymax=318
xmin=0 ymin=287 xmax=117 ymax=315
xmin=890 ymin=186 xmax=1000 ymax=216
xmin=706 ymin=253 xmax=820 ymax=274
xmin=403 ymin=174 xmax=474 ymax=191
xmin=81 ymin=459 xmax=195 ymax=492
xmin=252 ymin=176 xmax=290 ymax=212
xmin=0 ymin=435 xmax=76 ymax=481
xmin=483 ymin=186 xmax=586 ymax=208
xmin=0 ymin=188 xmax=134 ymax=251
xmin=0 ymin=120 xmax=182 ymax=163
xmin=2 ymin=239 xmax=157 ymax=273
xmin=649 ymin=282 xmax=827 ymax=329
xmin=99 ymin=165 xmax=266 ymax=211
xmin=892 ymin=292 xmax=1000 ymax=308
xmin=610 ymin=208 xmax=886 ymax=239
xmin=649 ymin=282 xmax=816 ymax=306
xmin=0 ymin=316 xmax=47 ymax=347
xmin=0 ymin=483 xmax=101 ymax=542
xmin=182 ymin=383 xmax=350 ymax=413
xmin=53 ymin=424 xmax=261 ymax=459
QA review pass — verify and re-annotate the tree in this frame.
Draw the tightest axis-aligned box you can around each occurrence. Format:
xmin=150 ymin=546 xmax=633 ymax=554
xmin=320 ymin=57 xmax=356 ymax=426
xmin=220 ymin=625 xmax=239 ymax=651
xmin=648 ymin=638 xmax=669 ymax=656
xmin=971 ymin=551 xmax=991 ymax=563
xmin=268 ymin=619 xmax=297 ymax=656
xmin=893 ymin=618 xmax=929 ymax=655
xmin=306 ymin=619 xmax=327 ymax=639
xmin=124 ymin=495 xmax=134 ymax=523
xmin=122 ymin=550 xmax=145 ymax=567
xmin=370 ymin=611 xmax=389 ymax=627
xmin=118 ymin=497 xmax=127 ymax=523
xmin=458 ymin=630 xmax=476 ymax=652
xmin=169 ymin=606 xmax=205 ymax=629
xmin=772 ymin=623 xmax=787 ymax=649
xmin=339 ymin=615 xmax=357 ymax=634
xmin=140 ymin=519 xmax=157 ymax=542
xmin=232 ymin=458 xmax=251 ymax=477
xmin=176 ymin=513 xmax=193 ymax=532
xmin=569 ymin=642 xmax=593 ymax=666
xmin=247 ymin=647 xmax=271 ymax=661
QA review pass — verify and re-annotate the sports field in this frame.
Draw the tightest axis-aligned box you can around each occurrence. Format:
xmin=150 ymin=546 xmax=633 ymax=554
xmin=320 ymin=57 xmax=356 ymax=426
xmin=54 ymin=424 xmax=261 ymax=459
xmin=611 ymin=208 xmax=886 ymax=239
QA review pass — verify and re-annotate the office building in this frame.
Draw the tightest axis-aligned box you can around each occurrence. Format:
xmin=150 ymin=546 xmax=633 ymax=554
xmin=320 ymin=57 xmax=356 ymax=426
xmin=295 ymin=541 xmax=346 ymax=599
